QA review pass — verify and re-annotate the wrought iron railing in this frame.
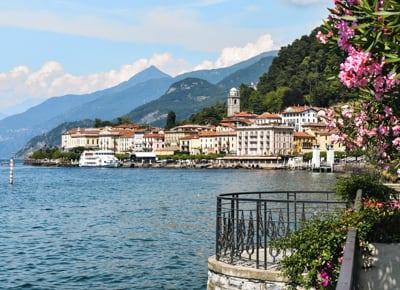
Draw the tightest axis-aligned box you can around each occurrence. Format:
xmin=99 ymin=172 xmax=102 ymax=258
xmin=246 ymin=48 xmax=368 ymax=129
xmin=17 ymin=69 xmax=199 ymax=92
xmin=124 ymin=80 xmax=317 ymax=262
xmin=215 ymin=191 xmax=348 ymax=270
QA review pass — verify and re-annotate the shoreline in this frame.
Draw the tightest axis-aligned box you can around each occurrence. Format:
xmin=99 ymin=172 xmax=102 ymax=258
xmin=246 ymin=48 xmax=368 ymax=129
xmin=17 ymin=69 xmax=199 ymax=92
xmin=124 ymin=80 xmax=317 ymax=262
xmin=22 ymin=157 xmax=360 ymax=172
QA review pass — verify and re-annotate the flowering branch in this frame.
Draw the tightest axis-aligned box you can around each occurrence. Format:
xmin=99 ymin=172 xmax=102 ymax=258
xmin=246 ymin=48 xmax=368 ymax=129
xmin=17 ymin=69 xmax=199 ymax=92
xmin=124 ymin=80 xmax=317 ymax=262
xmin=317 ymin=0 xmax=400 ymax=168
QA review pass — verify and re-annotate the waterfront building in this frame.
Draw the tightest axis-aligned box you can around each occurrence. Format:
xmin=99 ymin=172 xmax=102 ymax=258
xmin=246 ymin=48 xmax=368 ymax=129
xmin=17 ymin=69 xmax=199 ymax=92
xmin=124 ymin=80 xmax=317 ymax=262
xmin=133 ymin=129 xmax=146 ymax=152
xmin=62 ymin=127 xmax=100 ymax=151
xmin=199 ymin=131 xmax=216 ymax=154
xmin=198 ymin=126 xmax=237 ymax=155
xmin=143 ymin=132 xmax=165 ymax=152
xmin=117 ymin=129 xmax=135 ymax=153
xmin=99 ymin=127 xmax=120 ymax=152
xmin=293 ymin=131 xmax=315 ymax=154
xmin=215 ymin=126 xmax=237 ymax=155
xmin=180 ymin=135 xmax=201 ymax=155
xmin=312 ymin=128 xmax=346 ymax=153
xmin=236 ymin=123 xmax=294 ymax=156
xmin=164 ymin=125 xmax=212 ymax=152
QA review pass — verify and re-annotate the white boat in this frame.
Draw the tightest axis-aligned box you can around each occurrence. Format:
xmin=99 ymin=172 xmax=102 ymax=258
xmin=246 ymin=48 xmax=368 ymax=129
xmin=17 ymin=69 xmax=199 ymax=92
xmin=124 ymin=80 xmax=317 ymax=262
xmin=79 ymin=150 xmax=120 ymax=167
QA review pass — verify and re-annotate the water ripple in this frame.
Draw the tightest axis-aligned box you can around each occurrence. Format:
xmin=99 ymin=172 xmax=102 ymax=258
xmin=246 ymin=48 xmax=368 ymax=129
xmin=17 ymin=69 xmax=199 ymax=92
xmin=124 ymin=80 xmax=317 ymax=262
xmin=0 ymin=165 xmax=337 ymax=289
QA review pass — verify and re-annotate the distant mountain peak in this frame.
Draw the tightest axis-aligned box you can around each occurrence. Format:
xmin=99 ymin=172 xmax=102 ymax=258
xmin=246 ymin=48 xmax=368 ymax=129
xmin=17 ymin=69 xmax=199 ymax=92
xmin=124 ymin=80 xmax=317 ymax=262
xmin=126 ymin=65 xmax=171 ymax=83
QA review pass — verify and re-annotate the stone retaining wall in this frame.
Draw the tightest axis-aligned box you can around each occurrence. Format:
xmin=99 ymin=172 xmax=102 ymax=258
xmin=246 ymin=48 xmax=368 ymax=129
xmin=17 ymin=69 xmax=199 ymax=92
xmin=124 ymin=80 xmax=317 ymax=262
xmin=207 ymin=256 xmax=287 ymax=290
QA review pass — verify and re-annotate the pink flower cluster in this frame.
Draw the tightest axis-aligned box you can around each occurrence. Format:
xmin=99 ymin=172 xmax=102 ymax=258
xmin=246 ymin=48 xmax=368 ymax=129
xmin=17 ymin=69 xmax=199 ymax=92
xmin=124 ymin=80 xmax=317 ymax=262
xmin=319 ymin=262 xmax=333 ymax=287
xmin=318 ymin=0 xmax=400 ymax=165
xmin=363 ymin=198 xmax=400 ymax=211
xmin=339 ymin=51 xmax=383 ymax=89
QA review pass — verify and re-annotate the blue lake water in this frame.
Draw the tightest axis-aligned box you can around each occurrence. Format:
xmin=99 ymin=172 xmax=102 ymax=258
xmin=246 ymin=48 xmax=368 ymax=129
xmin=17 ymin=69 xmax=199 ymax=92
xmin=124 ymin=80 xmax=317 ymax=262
xmin=0 ymin=164 xmax=338 ymax=289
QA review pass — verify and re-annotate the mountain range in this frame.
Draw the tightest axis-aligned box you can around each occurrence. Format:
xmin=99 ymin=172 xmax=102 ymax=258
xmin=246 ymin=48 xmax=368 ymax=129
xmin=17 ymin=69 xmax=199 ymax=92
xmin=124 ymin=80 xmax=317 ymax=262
xmin=0 ymin=50 xmax=277 ymax=159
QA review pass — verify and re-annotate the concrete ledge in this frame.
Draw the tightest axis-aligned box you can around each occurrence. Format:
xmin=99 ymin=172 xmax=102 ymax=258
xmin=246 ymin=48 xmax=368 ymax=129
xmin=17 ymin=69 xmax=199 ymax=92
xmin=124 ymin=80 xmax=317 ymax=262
xmin=358 ymin=243 xmax=400 ymax=290
xmin=208 ymin=255 xmax=287 ymax=282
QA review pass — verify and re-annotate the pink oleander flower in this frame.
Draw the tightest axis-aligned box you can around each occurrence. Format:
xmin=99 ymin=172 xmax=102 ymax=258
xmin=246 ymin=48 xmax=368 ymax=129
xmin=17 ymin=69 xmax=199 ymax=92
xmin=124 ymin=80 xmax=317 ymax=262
xmin=384 ymin=106 xmax=393 ymax=117
xmin=354 ymin=136 xmax=365 ymax=146
xmin=316 ymin=31 xmax=327 ymax=44
xmin=366 ymin=128 xmax=377 ymax=137
xmin=354 ymin=111 xmax=368 ymax=127
xmin=335 ymin=20 xmax=355 ymax=51
xmin=342 ymin=108 xmax=353 ymax=118
xmin=347 ymin=0 xmax=360 ymax=6
xmin=392 ymin=125 xmax=400 ymax=136
xmin=331 ymin=134 xmax=341 ymax=143
xmin=392 ymin=138 xmax=400 ymax=149
xmin=378 ymin=125 xmax=389 ymax=136
xmin=339 ymin=50 xmax=375 ymax=88
xmin=327 ymin=109 xmax=335 ymax=118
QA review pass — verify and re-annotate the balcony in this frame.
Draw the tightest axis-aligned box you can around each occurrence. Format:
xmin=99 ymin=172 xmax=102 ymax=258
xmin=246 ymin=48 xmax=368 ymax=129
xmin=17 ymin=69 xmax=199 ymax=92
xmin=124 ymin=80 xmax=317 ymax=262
xmin=213 ymin=191 xmax=347 ymax=270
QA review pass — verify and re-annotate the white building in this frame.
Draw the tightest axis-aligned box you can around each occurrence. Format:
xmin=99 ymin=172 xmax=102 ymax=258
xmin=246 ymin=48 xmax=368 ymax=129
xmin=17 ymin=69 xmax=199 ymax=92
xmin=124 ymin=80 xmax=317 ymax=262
xmin=62 ymin=128 xmax=100 ymax=151
xmin=280 ymin=106 xmax=319 ymax=132
xmin=255 ymin=112 xmax=282 ymax=125
xmin=133 ymin=129 xmax=146 ymax=152
xmin=99 ymin=128 xmax=120 ymax=151
xmin=144 ymin=132 xmax=165 ymax=152
xmin=236 ymin=124 xmax=294 ymax=156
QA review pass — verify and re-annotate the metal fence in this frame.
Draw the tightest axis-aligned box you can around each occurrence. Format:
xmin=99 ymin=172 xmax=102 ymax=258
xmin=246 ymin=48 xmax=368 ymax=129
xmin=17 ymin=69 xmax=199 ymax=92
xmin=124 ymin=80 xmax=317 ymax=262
xmin=215 ymin=191 xmax=348 ymax=270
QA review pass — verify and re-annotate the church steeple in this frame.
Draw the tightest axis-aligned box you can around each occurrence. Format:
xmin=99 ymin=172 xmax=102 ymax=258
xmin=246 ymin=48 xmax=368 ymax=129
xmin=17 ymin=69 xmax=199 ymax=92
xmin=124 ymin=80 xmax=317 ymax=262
xmin=227 ymin=87 xmax=240 ymax=117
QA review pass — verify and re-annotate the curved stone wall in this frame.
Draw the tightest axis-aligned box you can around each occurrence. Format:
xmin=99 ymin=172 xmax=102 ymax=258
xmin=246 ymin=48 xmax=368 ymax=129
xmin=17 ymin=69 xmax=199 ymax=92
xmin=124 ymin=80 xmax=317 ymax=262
xmin=207 ymin=255 xmax=288 ymax=290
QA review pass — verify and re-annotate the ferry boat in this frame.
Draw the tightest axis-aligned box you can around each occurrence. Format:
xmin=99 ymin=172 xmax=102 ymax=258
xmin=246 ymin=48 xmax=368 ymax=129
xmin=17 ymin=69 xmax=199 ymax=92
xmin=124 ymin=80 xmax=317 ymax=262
xmin=79 ymin=150 xmax=120 ymax=167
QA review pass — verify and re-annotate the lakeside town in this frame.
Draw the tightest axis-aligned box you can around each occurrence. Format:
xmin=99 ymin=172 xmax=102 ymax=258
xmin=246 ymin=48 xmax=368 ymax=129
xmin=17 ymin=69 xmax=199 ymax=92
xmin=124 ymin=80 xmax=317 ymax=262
xmin=25 ymin=87 xmax=351 ymax=170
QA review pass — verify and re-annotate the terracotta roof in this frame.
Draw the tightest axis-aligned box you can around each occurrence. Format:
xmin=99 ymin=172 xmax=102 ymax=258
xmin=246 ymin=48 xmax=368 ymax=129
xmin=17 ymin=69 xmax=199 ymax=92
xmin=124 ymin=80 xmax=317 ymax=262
xmin=214 ymin=131 xmax=236 ymax=137
xmin=257 ymin=112 xmax=281 ymax=119
xmin=199 ymin=131 xmax=216 ymax=137
xmin=114 ymin=124 xmax=139 ymax=130
xmin=144 ymin=133 xmax=164 ymax=138
xmin=282 ymin=106 xmax=318 ymax=114
xmin=231 ymin=111 xmax=258 ymax=118
xmin=63 ymin=128 xmax=100 ymax=135
xmin=181 ymin=134 xmax=200 ymax=140
xmin=294 ymin=131 xmax=314 ymax=138
xmin=119 ymin=131 xmax=134 ymax=138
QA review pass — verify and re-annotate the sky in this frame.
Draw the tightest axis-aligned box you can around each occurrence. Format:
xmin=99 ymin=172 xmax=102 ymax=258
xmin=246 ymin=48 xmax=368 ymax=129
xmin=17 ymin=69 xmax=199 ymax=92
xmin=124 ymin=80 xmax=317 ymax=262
xmin=0 ymin=0 xmax=333 ymax=117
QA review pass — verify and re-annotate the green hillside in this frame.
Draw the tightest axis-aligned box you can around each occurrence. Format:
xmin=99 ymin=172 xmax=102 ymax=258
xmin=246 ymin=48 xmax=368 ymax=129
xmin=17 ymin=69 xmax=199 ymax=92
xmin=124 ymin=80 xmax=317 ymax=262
xmin=126 ymin=78 xmax=227 ymax=127
xmin=255 ymin=26 xmax=358 ymax=109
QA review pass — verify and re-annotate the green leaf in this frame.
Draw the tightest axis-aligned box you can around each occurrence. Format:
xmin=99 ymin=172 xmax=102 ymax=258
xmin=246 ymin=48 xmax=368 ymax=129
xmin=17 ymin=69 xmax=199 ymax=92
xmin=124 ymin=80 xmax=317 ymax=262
xmin=373 ymin=11 xmax=400 ymax=17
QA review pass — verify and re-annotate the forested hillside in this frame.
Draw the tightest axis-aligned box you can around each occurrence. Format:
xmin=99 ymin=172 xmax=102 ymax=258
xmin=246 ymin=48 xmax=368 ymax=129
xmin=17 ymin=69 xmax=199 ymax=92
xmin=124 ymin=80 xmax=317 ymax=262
xmin=241 ymin=26 xmax=358 ymax=113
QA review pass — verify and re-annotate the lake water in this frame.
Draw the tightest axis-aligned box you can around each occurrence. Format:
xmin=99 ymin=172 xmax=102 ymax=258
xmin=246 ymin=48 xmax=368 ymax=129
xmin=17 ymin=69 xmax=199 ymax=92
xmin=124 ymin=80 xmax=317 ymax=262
xmin=0 ymin=164 xmax=338 ymax=289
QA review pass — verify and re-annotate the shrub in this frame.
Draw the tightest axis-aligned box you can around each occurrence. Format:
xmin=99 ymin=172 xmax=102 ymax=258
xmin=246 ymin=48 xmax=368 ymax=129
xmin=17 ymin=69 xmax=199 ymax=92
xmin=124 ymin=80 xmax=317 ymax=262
xmin=273 ymin=196 xmax=400 ymax=289
xmin=333 ymin=172 xmax=396 ymax=202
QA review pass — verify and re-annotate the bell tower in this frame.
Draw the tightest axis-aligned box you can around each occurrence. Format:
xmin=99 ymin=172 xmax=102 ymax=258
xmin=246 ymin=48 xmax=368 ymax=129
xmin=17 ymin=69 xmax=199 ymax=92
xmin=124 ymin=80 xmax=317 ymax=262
xmin=227 ymin=87 xmax=240 ymax=117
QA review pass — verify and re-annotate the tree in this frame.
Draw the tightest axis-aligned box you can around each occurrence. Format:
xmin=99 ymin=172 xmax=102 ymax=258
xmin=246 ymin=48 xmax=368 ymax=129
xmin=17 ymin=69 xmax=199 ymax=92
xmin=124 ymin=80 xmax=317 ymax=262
xmin=117 ymin=116 xmax=132 ymax=125
xmin=187 ymin=102 xmax=226 ymax=125
xmin=165 ymin=111 xmax=176 ymax=130
xmin=318 ymin=0 xmax=400 ymax=170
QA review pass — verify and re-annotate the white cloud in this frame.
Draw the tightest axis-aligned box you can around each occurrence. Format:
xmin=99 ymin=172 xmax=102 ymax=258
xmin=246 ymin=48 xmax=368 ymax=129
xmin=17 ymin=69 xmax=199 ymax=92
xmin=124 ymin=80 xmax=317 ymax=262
xmin=194 ymin=34 xmax=277 ymax=71
xmin=0 ymin=53 xmax=190 ymax=114
xmin=0 ymin=34 xmax=276 ymax=115
xmin=0 ymin=7 xmax=265 ymax=53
